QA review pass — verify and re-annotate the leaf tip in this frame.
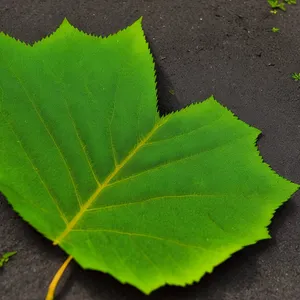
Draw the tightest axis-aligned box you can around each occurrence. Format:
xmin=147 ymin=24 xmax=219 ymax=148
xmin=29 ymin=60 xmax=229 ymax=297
xmin=137 ymin=16 xmax=143 ymax=24
xmin=59 ymin=17 xmax=75 ymax=31
xmin=130 ymin=16 xmax=144 ymax=32
xmin=205 ymin=95 xmax=220 ymax=107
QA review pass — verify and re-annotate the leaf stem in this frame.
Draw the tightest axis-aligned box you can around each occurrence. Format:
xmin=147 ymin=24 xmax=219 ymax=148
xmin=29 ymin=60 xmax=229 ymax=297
xmin=45 ymin=255 xmax=73 ymax=300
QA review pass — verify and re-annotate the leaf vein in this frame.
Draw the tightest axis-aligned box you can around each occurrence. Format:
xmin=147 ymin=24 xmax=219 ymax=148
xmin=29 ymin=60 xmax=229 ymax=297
xmin=71 ymin=228 xmax=216 ymax=253
xmin=63 ymin=96 xmax=101 ymax=186
xmin=108 ymin=132 xmax=252 ymax=187
xmin=129 ymin=235 xmax=165 ymax=282
xmin=108 ymin=78 xmax=119 ymax=167
xmin=38 ymin=60 xmax=101 ymax=188
xmin=146 ymin=112 xmax=225 ymax=146
xmin=101 ymin=231 xmax=141 ymax=285
xmin=1 ymin=112 xmax=68 ymax=224
xmin=53 ymin=116 xmax=170 ymax=245
xmin=86 ymin=194 xmax=220 ymax=212
xmin=6 ymin=64 xmax=82 ymax=208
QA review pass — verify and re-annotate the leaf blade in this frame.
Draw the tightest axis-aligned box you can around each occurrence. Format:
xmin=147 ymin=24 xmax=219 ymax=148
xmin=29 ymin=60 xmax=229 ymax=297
xmin=0 ymin=19 xmax=298 ymax=295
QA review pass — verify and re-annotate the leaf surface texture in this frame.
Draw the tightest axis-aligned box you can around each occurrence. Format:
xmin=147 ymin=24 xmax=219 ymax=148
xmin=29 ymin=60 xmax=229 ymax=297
xmin=0 ymin=19 xmax=298 ymax=293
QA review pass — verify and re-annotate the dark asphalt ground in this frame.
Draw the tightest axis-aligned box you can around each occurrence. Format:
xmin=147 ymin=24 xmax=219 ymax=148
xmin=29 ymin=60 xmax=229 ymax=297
xmin=1 ymin=1 xmax=300 ymax=299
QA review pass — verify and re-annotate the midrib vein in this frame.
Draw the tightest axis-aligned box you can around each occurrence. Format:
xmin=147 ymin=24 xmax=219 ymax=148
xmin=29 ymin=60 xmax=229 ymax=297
xmin=53 ymin=116 xmax=168 ymax=245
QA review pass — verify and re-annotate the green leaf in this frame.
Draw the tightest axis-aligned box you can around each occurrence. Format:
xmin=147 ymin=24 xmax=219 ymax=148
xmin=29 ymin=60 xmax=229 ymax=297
xmin=291 ymin=72 xmax=300 ymax=81
xmin=272 ymin=27 xmax=280 ymax=33
xmin=267 ymin=0 xmax=287 ymax=10
xmin=0 ymin=252 xmax=16 ymax=267
xmin=0 ymin=19 xmax=298 ymax=295
xmin=285 ymin=0 xmax=296 ymax=5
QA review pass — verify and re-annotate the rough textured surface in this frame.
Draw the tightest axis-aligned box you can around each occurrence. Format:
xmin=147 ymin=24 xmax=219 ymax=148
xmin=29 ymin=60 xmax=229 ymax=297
xmin=0 ymin=1 xmax=300 ymax=299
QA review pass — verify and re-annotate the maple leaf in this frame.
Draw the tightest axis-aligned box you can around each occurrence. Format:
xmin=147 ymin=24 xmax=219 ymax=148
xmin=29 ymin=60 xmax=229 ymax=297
xmin=0 ymin=19 xmax=298 ymax=299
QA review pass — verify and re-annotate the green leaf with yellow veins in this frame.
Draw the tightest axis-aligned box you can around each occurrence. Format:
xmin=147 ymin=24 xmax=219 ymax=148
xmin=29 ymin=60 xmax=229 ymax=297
xmin=0 ymin=18 xmax=298 ymax=299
